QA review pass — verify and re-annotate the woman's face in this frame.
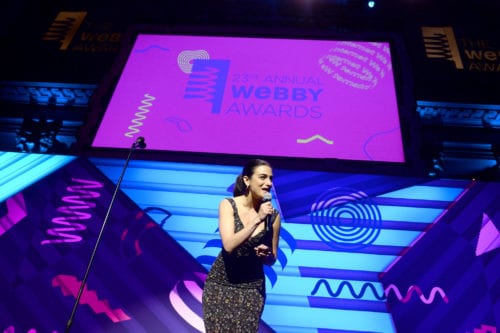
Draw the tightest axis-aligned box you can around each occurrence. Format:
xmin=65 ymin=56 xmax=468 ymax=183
xmin=246 ymin=165 xmax=273 ymax=199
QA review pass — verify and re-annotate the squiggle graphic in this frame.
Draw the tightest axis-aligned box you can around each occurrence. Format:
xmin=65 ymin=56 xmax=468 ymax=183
xmin=165 ymin=116 xmax=192 ymax=132
xmin=297 ymin=134 xmax=334 ymax=145
xmin=124 ymin=93 xmax=155 ymax=138
xmin=385 ymin=284 xmax=449 ymax=304
xmin=362 ymin=126 xmax=401 ymax=161
xmin=134 ymin=45 xmax=170 ymax=53
xmin=311 ymin=279 xmax=385 ymax=300
xmin=52 ymin=274 xmax=131 ymax=323
xmin=41 ymin=178 xmax=104 ymax=245
xmin=310 ymin=279 xmax=449 ymax=304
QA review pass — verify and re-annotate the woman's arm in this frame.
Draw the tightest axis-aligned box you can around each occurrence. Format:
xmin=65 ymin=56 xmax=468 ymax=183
xmin=258 ymin=213 xmax=281 ymax=266
xmin=218 ymin=199 xmax=266 ymax=254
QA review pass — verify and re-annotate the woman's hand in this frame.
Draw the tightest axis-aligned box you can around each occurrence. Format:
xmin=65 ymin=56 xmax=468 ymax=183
xmin=257 ymin=201 xmax=274 ymax=224
xmin=254 ymin=244 xmax=272 ymax=258
xmin=255 ymin=244 xmax=276 ymax=265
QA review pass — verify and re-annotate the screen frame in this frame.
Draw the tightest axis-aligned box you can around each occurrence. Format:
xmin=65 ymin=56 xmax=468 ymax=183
xmin=78 ymin=24 xmax=423 ymax=177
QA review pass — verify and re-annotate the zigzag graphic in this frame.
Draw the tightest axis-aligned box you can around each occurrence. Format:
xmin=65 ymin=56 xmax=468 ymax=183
xmin=311 ymin=279 xmax=385 ymax=300
xmin=310 ymin=279 xmax=449 ymax=304
xmin=184 ymin=67 xmax=220 ymax=99
xmin=43 ymin=18 xmax=75 ymax=40
xmin=421 ymin=26 xmax=463 ymax=69
xmin=422 ymin=34 xmax=453 ymax=58
xmin=296 ymin=134 xmax=334 ymax=145
xmin=52 ymin=274 xmax=131 ymax=323
xmin=41 ymin=178 xmax=104 ymax=245
xmin=125 ymin=93 xmax=155 ymax=137
xmin=385 ymin=284 xmax=449 ymax=304
xmin=42 ymin=12 xmax=87 ymax=51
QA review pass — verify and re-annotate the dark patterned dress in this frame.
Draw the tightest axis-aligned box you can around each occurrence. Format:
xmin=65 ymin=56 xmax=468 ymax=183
xmin=202 ymin=198 xmax=276 ymax=333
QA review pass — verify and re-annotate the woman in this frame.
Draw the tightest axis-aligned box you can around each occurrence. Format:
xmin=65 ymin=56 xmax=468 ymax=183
xmin=202 ymin=159 xmax=281 ymax=332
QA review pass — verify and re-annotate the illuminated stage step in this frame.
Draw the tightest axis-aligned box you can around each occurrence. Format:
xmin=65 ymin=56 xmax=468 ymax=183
xmin=263 ymin=304 xmax=396 ymax=332
xmin=164 ymin=215 xmax=423 ymax=247
xmin=0 ymin=151 xmax=75 ymax=202
xmin=92 ymin=157 xmax=470 ymax=333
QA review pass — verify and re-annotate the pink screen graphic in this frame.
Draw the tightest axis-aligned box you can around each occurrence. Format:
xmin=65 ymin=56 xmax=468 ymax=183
xmin=92 ymin=34 xmax=405 ymax=162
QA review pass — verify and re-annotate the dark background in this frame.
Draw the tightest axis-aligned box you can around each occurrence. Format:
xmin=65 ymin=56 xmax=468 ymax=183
xmin=1 ymin=0 xmax=500 ymax=178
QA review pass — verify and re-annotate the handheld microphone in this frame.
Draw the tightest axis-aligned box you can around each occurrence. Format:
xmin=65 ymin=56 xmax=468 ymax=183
xmin=132 ymin=136 xmax=146 ymax=149
xmin=262 ymin=193 xmax=272 ymax=232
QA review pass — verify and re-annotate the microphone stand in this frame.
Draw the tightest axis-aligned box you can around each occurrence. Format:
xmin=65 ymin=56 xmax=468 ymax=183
xmin=65 ymin=138 xmax=145 ymax=333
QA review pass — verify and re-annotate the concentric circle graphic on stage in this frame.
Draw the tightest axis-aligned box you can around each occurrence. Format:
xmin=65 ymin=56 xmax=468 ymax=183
xmin=310 ymin=187 xmax=382 ymax=250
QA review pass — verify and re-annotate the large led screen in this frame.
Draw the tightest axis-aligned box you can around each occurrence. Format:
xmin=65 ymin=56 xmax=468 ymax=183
xmin=92 ymin=33 xmax=405 ymax=163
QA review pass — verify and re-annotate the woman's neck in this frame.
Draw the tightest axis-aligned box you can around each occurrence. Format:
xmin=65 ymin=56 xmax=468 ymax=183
xmin=237 ymin=194 xmax=260 ymax=210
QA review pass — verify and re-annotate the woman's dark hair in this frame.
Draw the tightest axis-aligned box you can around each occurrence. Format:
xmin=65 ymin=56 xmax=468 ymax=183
xmin=233 ymin=159 xmax=271 ymax=196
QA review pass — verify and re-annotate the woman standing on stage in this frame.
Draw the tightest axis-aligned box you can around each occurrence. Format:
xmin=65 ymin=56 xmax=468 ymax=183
xmin=202 ymin=159 xmax=281 ymax=332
